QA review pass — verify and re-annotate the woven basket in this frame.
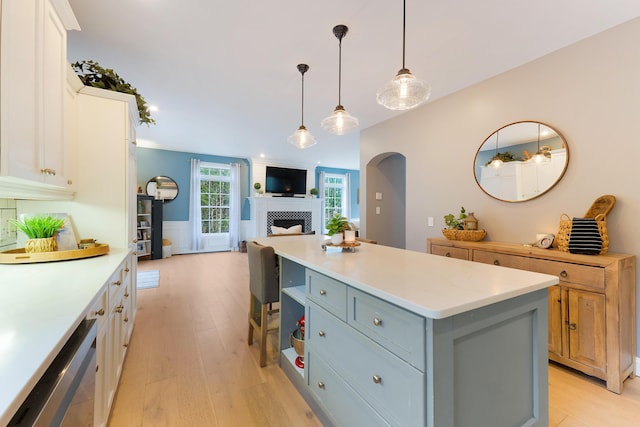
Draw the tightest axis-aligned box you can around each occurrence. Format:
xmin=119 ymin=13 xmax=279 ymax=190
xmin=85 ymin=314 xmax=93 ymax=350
xmin=442 ymin=229 xmax=486 ymax=242
xmin=556 ymin=213 xmax=608 ymax=254
xmin=24 ymin=237 xmax=57 ymax=253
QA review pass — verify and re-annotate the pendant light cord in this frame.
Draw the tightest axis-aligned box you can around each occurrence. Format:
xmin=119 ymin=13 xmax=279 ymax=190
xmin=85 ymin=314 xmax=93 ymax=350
xmin=338 ymin=37 xmax=342 ymax=106
xmin=301 ymin=72 xmax=305 ymax=126
xmin=402 ymin=0 xmax=406 ymax=69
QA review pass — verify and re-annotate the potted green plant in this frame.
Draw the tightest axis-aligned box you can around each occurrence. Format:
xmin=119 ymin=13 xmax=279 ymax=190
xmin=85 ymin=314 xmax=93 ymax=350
xmin=11 ymin=215 xmax=65 ymax=253
xmin=326 ymin=212 xmax=350 ymax=244
xmin=309 ymin=187 xmax=319 ymax=197
xmin=72 ymin=60 xmax=156 ymax=126
xmin=253 ymin=182 xmax=263 ymax=196
xmin=444 ymin=206 xmax=467 ymax=230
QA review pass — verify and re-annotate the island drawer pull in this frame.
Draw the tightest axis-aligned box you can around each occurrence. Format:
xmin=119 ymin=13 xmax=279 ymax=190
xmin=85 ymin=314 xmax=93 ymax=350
xmin=560 ymin=270 xmax=568 ymax=278
xmin=493 ymin=259 xmax=500 ymax=266
xmin=319 ymin=289 xmax=327 ymax=296
xmin=318 ymin=331 xmax=326 ymax=337
xmin=318 ymin=382 xmax=325 ymax=389
xmin=373 ymin=317 xmax=382 ymax=326
xmin=445 ymin=252 xmax=451 ymax=257
xmin=372 ymin=375 xmax=382 ymax=384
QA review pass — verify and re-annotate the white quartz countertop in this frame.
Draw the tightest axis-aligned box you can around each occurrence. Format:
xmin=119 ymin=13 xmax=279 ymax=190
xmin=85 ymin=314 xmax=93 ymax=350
xmin=0 ymin=248 xmax=131 ymax=425
xmin=255 ymin=235 xmax=558 ymax=319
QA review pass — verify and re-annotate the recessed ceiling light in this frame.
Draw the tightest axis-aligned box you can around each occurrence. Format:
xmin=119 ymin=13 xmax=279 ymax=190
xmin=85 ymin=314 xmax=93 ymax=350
xmin=260 ymin=153 xmax=265 ymax=158
xmin=148 ymin=105 xmax=159 ymax=112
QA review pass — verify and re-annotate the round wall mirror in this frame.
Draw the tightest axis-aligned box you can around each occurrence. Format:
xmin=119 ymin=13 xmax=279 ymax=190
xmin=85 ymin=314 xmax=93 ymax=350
xmin=146 ymin=176 xmax=179 ymax=202
xmin=474 ymin=121 xmax=569 ymax=202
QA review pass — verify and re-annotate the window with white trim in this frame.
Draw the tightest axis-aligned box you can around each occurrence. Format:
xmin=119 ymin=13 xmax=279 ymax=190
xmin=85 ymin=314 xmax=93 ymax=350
xmin=200 ymin=163 xmax=231 ymax=234
xmin=323 ymin=173 xmax=347 ymax=220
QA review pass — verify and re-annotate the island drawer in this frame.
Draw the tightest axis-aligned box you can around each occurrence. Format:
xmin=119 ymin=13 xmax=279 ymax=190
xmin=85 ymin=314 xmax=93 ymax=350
xmin=473 ymin=250 xmax=527 ymax=270
xmin=527 ymin=258 xmax=604 ymax=290
xmin=347 ymin=288 xmax=425 ymax=371
xmin=306 ymin=269 xmax=347 ymax=320
xmin=429 ymin=244 xmax=469 ymax=260
xmin=307 ymin=302 xmax=425 ymax=427
xmin=306 ymin=351 xmax=391 ymax=427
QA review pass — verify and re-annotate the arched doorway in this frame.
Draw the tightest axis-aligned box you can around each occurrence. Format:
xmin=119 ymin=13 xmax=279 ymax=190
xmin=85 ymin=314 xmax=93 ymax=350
xmin=365 ymin=152 xmax=406 ymax=249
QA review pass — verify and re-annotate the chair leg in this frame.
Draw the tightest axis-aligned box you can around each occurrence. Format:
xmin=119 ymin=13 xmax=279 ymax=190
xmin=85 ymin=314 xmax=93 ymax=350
xmin=248 ymin=294 xmax=255 ymax=345
xmin=259 ymin=303 xmax=269 ymax=367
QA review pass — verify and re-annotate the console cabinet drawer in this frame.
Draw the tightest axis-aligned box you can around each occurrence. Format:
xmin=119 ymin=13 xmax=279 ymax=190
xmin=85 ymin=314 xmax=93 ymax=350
xmin=348 ymin=288 xmax=426 ymax=371
xmin=527 ymin=258 xmax=605 ymax=290
xmin=429 ymin=244 xmax=469 ymax=260
xmin=473 ymin=250 xmax=527 ymax=270
xmin=306 ymin=352 xmax=390 ymax=427
xmin=306 ymin=269 xmax=347 ymax=320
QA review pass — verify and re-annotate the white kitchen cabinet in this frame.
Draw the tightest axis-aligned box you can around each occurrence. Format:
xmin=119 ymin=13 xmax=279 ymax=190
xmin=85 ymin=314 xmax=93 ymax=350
xmin=0 ymin=0 xmax=79 ymax=198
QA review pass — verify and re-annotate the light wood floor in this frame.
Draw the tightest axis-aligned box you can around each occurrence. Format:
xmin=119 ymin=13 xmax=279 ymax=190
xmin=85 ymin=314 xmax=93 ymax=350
xmin=109 ymin=252 xmax=640 ymax=427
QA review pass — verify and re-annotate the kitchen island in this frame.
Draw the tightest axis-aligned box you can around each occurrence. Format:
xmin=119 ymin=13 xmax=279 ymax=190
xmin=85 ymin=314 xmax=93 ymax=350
xmin=0 ymin=248 xmax=134 ymax=426
xmin=255 ymin=235 xmax=558 ymax=427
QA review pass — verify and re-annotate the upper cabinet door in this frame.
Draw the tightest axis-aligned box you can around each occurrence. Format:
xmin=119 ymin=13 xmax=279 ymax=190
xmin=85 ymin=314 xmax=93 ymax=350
xmin=0 ymin=0 xmax=79 ymax=196
xmin=0 ymin=0 xmax=41 ymax=183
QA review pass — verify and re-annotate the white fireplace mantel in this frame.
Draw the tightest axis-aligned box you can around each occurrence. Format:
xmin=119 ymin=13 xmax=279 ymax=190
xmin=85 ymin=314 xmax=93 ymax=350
xmin=248 ymin=196 xmax=323 ymax=238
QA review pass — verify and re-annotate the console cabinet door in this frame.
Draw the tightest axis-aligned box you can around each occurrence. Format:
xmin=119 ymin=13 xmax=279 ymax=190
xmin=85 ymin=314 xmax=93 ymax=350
xmin=548 ymin=285 xmax=563 ymax=357
xmin=567 ymin=288 xmax=606 ymax=373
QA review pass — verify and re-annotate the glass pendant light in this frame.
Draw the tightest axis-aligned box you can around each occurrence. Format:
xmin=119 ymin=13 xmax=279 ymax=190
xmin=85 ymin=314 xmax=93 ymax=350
xmin=321 ymin=25 xmax=359 ymax=135
xmin=489 ymin=130 xmax=503 ymax=169
xmin=531 ymin=123 xmax=551 ymax=163
xmin=288 ymin=64 xmax=317 ymax=149
xmin=376 ymin=0 xmax=431 ymax=110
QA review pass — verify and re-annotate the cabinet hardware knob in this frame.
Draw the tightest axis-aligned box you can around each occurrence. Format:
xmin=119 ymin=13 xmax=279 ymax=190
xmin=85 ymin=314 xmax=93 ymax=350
xmin=319 ymin=289 xmax=326 ymax=296
xmin=493 ymin=260 xmax=500 ymax=266
xmin=317 ymin=382 xmax=325 ymax=389
xmin=94 ymin=308 xmax=105 ymax=316
xmin=568 ymin=323 xmax=577 ymax=331
xmin=373 ymin=317 xmax=382 ymax=326
xmin=560 ymin=270 xmax=568 ymax=278
xmin=115 ymin=305 xmax=124 ymax=313
xmin=372 ymin=375 xmax=382 ymax=384
xmin=124 ymin=317 xmax=129 ymax=322
xmin=445 ymin=252 xmax=451 ymax=257
xmin=318 ymin=331 xmax=325 ymax=337
xmin=125 ymin=268 xmax=130 ymax=272
xmin=123 ymin=343 xmax=128 ymax=348
xmin=113 ymin=280 xmax=122 ymax=286
xmin=124 ymin=293 xmax=129 ymax=298
xmin=67 ymin=179 xmax=73 ymax=185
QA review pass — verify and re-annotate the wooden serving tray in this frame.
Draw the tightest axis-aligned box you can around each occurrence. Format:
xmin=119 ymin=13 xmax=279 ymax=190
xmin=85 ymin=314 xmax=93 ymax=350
xmin=0 ymin=243 xmax=110 ymax=264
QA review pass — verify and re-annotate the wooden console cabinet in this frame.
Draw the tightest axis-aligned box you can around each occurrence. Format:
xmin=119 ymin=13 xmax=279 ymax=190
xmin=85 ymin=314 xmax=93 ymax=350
xmin=427 ymin=238 xmax=636 ymax=393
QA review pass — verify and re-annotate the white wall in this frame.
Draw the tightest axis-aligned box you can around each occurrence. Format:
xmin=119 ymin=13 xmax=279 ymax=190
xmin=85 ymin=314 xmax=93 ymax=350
xmin=361 ymin=18 xmax=640 ymax=351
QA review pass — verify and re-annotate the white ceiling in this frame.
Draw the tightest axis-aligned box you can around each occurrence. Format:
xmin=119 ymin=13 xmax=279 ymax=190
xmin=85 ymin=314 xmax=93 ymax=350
xmin=67 ymin=0 xmax=640 ymax=170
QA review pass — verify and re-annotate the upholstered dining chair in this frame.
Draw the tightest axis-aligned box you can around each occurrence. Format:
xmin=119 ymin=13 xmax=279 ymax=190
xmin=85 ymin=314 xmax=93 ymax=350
xmin=247 ymin=241 xmax=280 ymax=367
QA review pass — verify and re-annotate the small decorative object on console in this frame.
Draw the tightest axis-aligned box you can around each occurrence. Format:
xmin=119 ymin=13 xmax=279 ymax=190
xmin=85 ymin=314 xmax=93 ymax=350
xmin=443 ymin=207 xmax=486 ymax=241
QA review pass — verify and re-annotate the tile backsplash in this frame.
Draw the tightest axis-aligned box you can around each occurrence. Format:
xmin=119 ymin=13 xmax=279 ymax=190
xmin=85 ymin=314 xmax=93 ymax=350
xmin=0 ymin=198 xmax=17 ymax=250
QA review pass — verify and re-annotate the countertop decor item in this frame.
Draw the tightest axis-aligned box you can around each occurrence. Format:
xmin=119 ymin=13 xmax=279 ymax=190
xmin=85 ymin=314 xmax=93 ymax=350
xmin=0 ymin=243 xmax=110 ymax=264
xmin=11 ymin=215 xmax=65 ymax=253
xmin=326 ymin=212 xmax=350 ymax=244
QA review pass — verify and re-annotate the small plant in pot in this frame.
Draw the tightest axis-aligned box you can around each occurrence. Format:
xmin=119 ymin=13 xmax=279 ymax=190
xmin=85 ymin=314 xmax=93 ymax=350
xmin=253 ymin=182 xmax=263 ymax=195
xmin=326 ymin=212 xmax=350 ymax=244
xmin=11 ymin=215 xmax=65 ymax=253
xmin=309 ymin=187 xmax=319 ymax=197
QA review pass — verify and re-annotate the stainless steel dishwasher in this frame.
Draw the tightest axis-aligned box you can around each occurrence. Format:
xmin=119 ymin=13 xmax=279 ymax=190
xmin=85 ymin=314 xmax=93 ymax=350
xmin=8 ymin=318 xmax=97 ymax=426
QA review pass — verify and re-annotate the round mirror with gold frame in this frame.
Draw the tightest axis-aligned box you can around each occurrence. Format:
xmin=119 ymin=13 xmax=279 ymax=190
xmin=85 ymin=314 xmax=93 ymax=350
xmin=474 ymin=121 xmax=569 ymax=202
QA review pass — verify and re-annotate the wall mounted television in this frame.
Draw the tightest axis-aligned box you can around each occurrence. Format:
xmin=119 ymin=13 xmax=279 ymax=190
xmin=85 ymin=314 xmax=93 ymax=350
xmin=265 ymin=166 xmax=307 ymax=196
